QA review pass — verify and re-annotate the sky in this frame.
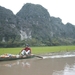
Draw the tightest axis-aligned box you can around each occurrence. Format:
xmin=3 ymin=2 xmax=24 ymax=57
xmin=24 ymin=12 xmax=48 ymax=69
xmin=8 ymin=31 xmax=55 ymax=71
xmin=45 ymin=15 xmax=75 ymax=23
xmin=0 ymin=0 xmax=75 ymax=25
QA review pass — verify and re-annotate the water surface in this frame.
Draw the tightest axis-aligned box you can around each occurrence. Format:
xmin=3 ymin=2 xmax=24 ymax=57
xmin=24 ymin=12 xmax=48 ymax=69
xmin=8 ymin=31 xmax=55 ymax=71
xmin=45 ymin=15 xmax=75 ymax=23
xmin=0 ymin=52 xmax=75 ymax=75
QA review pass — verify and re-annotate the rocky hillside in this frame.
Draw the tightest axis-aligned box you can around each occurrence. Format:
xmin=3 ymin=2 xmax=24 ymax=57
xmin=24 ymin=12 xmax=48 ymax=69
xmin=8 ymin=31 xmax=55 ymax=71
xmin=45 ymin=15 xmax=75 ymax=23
xmin=0 ymin=3 xmax=75 ymax=47
xmin=0 ymin=6 xmax=31 ymax=42
xmin=16 ymin=3 xmax=51 ymax=40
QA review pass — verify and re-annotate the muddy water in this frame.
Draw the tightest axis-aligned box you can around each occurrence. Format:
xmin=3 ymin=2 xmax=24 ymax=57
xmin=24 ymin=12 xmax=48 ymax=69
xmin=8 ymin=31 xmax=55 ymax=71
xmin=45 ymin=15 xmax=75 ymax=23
xmin=0 ymin=53 xmax=75 ymax=75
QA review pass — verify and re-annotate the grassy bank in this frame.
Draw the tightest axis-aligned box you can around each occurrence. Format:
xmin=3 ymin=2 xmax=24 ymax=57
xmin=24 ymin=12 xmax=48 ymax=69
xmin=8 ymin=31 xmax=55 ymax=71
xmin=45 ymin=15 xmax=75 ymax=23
xmin=0 ymin=45 xmax=75 ymax=55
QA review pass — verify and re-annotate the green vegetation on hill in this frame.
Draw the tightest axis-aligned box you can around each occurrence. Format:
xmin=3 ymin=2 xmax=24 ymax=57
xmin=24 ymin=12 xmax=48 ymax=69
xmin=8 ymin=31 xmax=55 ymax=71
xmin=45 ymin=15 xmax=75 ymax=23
xmin=0 ymin=3 xmax=75 ymax=47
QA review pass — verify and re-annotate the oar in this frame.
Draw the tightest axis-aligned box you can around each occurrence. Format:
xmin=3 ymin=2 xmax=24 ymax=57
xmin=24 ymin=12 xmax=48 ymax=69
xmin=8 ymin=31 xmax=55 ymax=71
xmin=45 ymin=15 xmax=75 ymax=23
xmin=34 ymin=55 xmax=43 ymax=59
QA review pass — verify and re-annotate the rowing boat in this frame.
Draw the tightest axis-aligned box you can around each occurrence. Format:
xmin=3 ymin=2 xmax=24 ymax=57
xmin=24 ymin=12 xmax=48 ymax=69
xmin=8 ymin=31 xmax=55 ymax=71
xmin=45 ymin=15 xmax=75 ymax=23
xmin=0 ymin=54 xmax=35 ymax=61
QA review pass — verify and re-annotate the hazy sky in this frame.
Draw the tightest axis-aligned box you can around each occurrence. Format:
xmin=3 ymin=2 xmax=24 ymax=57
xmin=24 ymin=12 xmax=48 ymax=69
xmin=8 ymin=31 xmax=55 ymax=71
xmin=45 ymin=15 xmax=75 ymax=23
xmin=0 ymin=0 xmax=75 ymax=25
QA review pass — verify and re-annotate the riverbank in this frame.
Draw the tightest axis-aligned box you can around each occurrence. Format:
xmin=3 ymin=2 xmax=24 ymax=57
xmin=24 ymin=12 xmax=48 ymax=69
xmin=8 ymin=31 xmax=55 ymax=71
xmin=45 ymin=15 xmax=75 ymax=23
xmin=0 ymin=45 xmax=75 ymax=55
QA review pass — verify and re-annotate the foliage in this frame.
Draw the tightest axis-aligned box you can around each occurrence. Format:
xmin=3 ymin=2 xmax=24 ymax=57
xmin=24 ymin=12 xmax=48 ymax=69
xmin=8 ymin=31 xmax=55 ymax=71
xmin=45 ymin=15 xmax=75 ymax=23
xmin=0 ymin=4 xmax=75 ymax=47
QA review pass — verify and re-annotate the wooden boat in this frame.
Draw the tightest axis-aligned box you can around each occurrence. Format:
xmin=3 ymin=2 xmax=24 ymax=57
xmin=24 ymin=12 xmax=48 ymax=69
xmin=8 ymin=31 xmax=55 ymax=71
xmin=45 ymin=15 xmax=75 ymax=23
xmin=0 ymin=54 xmax=35 ymax=61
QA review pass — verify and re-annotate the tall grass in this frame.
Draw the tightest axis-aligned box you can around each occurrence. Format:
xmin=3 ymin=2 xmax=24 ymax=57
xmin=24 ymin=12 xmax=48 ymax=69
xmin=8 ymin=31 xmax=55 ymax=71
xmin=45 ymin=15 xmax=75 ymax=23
xmin=0 ymin=45 xmax=75 ymax=55
xmin=0 ymin=48 xmax=22 ymax=55
xmin=32 ymin=45 xmax=75 ymax=54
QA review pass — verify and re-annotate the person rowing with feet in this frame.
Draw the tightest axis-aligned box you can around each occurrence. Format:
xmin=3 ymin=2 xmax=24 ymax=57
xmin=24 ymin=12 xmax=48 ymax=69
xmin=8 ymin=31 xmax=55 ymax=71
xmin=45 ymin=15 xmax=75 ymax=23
xmin=20 ymin=44 xmax=31 ymax=57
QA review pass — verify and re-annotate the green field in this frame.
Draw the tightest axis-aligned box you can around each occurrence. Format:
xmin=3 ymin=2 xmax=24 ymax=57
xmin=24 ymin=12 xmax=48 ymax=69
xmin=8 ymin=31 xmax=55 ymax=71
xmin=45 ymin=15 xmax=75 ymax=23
xmin=0 ymin=45 xmax=75 ymax=55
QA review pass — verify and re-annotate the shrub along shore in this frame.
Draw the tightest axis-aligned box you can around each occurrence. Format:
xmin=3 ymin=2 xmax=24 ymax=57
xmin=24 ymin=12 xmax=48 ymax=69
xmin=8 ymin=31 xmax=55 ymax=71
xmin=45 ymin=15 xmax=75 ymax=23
xmin=0 ymin=45 xmax=75 ymax=55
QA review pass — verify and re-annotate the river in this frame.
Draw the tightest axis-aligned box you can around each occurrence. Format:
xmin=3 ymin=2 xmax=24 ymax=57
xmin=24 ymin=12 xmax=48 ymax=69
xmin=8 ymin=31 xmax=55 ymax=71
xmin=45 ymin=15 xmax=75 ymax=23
xmin=0 ymin=52 xmax=75 ymax=75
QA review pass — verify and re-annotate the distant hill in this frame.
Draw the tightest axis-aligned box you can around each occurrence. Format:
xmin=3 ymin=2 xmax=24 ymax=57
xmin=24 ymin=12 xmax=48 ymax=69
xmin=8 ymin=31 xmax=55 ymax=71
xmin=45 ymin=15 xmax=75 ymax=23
xmin=0 ymin=3 xmax=75 ymax=47
xmin=16 ymin=3 xmax=51 ymax=40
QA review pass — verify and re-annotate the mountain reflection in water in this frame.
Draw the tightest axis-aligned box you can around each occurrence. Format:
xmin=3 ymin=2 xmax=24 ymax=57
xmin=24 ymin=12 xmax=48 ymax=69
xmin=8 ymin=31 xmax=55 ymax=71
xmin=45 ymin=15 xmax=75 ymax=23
xmin=53 ymin=63 xmax=75 ymax=75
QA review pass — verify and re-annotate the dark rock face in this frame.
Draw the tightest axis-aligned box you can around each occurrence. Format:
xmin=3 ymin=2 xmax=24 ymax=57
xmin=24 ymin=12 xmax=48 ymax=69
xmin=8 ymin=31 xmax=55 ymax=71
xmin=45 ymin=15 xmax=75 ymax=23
xmin=0 ymin=3 xmax=75 ymax=46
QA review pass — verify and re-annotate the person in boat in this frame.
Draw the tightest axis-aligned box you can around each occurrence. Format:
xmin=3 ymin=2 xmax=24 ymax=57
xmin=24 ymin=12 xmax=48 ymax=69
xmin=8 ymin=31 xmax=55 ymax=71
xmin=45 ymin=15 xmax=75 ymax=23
xmin=20 ymin=44 xmax=31 ymax=56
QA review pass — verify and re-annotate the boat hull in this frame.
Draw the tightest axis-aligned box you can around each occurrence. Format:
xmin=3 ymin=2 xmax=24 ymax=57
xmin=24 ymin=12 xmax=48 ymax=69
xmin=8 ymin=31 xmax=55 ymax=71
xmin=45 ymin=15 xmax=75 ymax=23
xmin=0 ymin=55 xmax=35 ymax=61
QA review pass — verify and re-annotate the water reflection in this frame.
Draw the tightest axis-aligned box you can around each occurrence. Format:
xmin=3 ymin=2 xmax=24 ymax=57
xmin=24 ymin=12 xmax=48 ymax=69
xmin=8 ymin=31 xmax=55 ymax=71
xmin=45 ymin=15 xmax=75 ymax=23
xmin=64 ymin=64 xmax=75 ymax=75
xmin=0 ymin=60 xmax=31 ymax=68
xmin=53 ymin=63 xmax=75 ymax=75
